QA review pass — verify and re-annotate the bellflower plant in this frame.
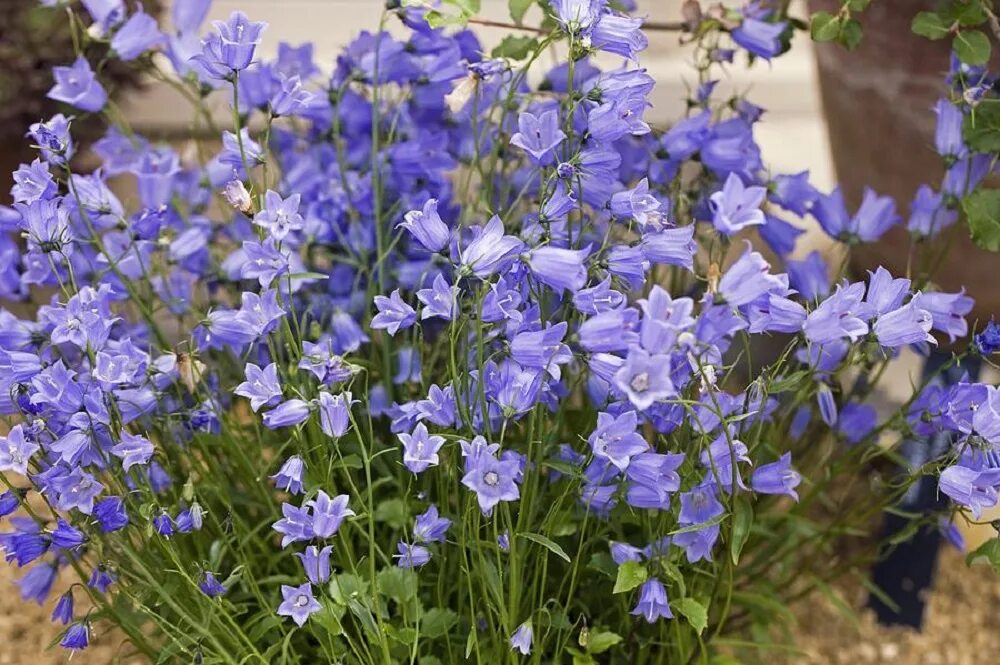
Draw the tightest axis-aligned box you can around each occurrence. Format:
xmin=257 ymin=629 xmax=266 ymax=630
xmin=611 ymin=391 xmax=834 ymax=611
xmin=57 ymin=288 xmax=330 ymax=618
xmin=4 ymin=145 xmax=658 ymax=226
xmin=1 ymin=0 xmax=999 ymax=663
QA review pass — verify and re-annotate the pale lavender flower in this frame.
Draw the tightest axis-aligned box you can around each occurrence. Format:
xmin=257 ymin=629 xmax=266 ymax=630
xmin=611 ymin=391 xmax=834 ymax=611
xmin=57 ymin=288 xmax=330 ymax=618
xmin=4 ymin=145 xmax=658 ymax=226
xmin=277 ymin=582 xmax=321 ymax=627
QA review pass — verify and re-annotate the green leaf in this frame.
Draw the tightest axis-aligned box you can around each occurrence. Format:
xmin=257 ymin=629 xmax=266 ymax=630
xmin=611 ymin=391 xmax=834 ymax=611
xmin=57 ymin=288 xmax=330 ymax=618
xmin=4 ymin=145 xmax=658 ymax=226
xmin=846 ymin=0 xmax=870 ymax=11
xmin=518 ymin=531 xmax=571 ymax=562
xmin=313 ymin=603 xmax=345 ymax=638
xmin=373 ymin=498 xmax=408 ymax=530
xmin=674 ymin=597 xmax=708 ymax=635
xmin=954 ymin=29 xmax=991 ymax=65
xmin=661 ymin=561 xmax=687 ymax=599
xmin=964 ymin=104 xmax=1000 ymax=152
xmin=963 ymin=188 xmax=1000 ymax=251
xmin=966 ymin=537 xmax=1000 ymax=572
xmin=509 ymin=0 xmax=533 ymax=23
xmin=729 ymin=496 xmax=753 ymax=565
xmin=491 ymin=35 xmax=538 ymax=60
xmin=911 ymin=12 xmax=951 ymax=39
xmin=810 ymin=12 xmax=841 ymax=42
xmin=612 ymin=560 xmax=648 ymax=594
xmin=586 ymin=630 xmax=623 ymax=654
xmin=465 ymin=628 xmax=477 ymax=659
xmin=839 ymin=18 xmax=863 ymax=50
xmin=421 ymin=608 xmax=459 ymax=639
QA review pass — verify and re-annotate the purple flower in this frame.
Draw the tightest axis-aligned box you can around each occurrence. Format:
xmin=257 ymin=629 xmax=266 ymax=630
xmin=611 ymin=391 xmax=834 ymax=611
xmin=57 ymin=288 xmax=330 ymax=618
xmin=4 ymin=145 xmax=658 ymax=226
xmin=460 ymin=216 xmax=524 ymax=279
xmin=817 ymin=384 xmax=838 ymax=426
xmin=631 ymin=579 xmax=673 ymax=623
xmin=199 ymin=571 xmax=227 ymax=598
xmin=94 ymin=497 xmax=129 ymax=533
xmin=813 ymin=187 xmax=899 ymax=243
xmin=510 ymin=323 xmax=572 ymax=380
xmin=462 ymin=452 xmax=521 ymax=515
xmin=270 ymin=75 xmax=312 ymax=117
xmin=60 ymin=622 xmax=90 ymax=650
xmin=372 ymin=290 xmax=417 ymax=336
xmin=613 ymin=346 xmax=675 ymax=410
xmin=610 ymin=178 xmax=663 ymax=227
xmin=751 ymin=453 xmax=801 ymax=500
xmin=236 ymin=363 xmax=283 ymax=413
xmin=786 ymin=251 xmax=829 ymax=301
xmin=51 ymin=591 xmax=74 ymax=625
xmin=192 ymin=11 xmax=267 ymax=77
xmin=510 ymin=621 xmax=533 ymax=655
xmin=933 ymin=98 xmax=966 ymax=158
xmin=413 ymin=505 xmax=451 ymax=543
xmin=263 ymin=399 xmax=311 ymax=429
xmin=511 ymin=110 xmax=566 ymax=164
xmin=271 ymin=455 xmax=306 ymax=494
xmin=717 ymin=244 xmax=784 ymax=307
xmin=919 ymin=290 xmax=974 ymax=342
xmin=254 ymin=191 xmax=303 ymax=240
xmin=318 ymin=392 xmax=354 ymax=438
xmin=588 ymin=94 xmax=651 ymax=142
xmin=709 ymin=173 xmax=766 ymax=235
xmin=417 ymin=274 xmax=458 ymax=320
xmin=111 ymin=8 xmax=164 ymax=60
xmin=731 ymin=18 xmax=786 ymax=60
xmin=273 ymin=502 xmax=314 ymax=547
xmin=674 ymin=523 xmax=720 ymax=562
xmin=873 ymin=300 xmax=935 ymax=348
xmin=0 ymin=425 xmax=40 ymax=476
xmin=110 ymin=432 xmax=154 ymax=472
xmin=803 ymin=283 xmax=868 ymax=344
xmin=527 ymin=246 xmax=589 ymax=293
xmin=553 ymin=0 xmax=603 ymax=32
xmin=242 ymin=238 xmax=289 ymax=288
xmin=640 ymin=226 xmax=696 ymax=271
xmin=395 ymin=541 xmax=431 ymax=568
xmin=277 ymin=582 xmax=322 ymax=627
xmin=28 ymin=114 xmax=75 ymax=165
xmin=398 ymin=199 xmax=450 ymax=253
xmin=308 ymin=491 xmax=355 ymax=538
xmin=678 ymin=483 xmax=724 ymax=524
xmin=907 ymin=185 xmax=956 ymax=237
xmin=51 ymin=519 xmax=85 ymax=549
xmin=588 ymin=410 xmax=649 ymax=471
xmin=398 ymin=423 xmax=446 ymax=474
xmin=939 ymin=464 xmax=1000 ymax=519
xmin=48 ymin=57 xmax=107 ymax=112
xmin=295 ymin=545 xmax=333 ymax=584
xmin=975 ymin=319 xmax=1000 ymax=355
xmin=611 ymin=541 xmax=644 ymax=564
xmin=591 ymin=14 xmax=648 ymax=60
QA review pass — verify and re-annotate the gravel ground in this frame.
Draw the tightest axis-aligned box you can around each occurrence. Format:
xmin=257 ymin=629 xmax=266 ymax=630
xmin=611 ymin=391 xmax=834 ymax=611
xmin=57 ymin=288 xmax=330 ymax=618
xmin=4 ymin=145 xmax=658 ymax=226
xmin=2 ymin=543 xmax=997 ymax=663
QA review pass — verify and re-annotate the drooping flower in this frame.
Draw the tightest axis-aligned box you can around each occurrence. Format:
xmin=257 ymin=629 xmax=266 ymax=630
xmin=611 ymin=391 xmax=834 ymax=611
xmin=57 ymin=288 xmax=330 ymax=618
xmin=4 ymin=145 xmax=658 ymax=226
xmin=110 ymin=432 xmax=155 ymax=472
xmin=750 ymin=453 xmax=801 ymax=500
xmin=510 ymin=621 xmax=533 ymax=655
xmin=717 ymin=244 xmax=784 ymax=307
xmin=270 ymin=455 xmax=306 ymax=495
xmin=199 ymin=572 xmax=228 ymax=598
xmin=395 ymin=541 xmax=431 ymax=568
xmin=398 ymin=199 xmax=451 ymax=253
xmin=631 ymin=578 xmax=673 ymax=622
xmin=527 ymin=246 xmax=589 ymax=293
xmin=295 ymin=545 xmax=333 ymax=584
xmin=60 ymin=621 xmax=90 ymax=650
